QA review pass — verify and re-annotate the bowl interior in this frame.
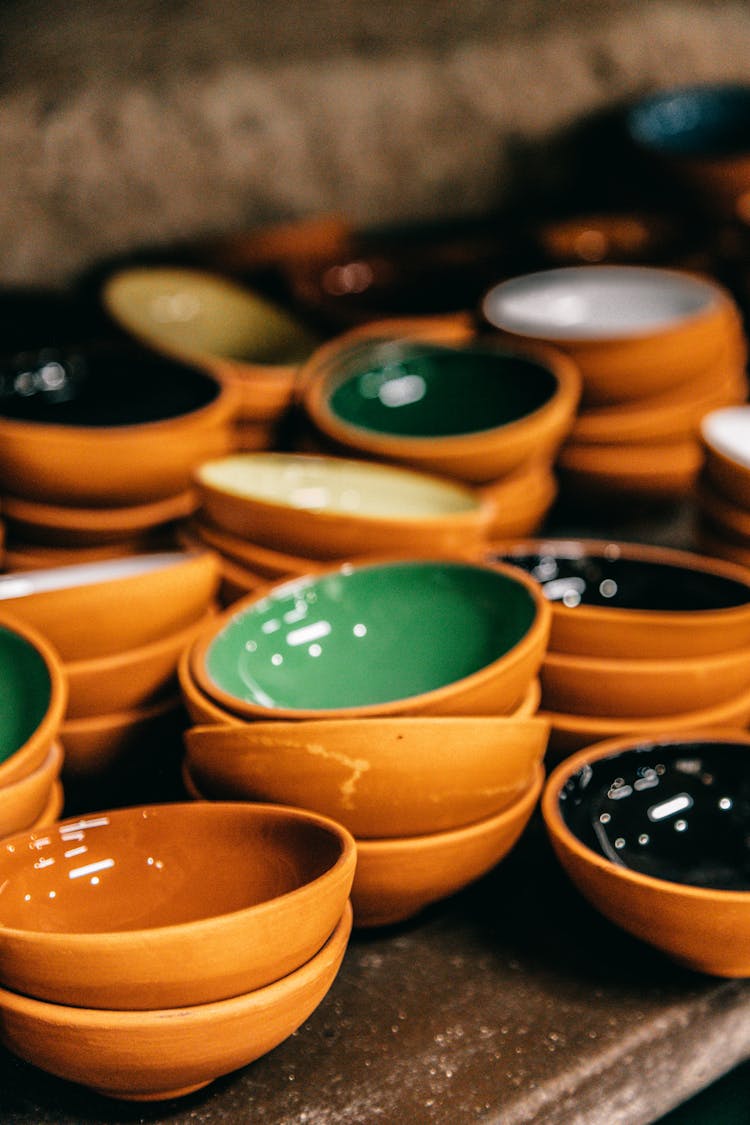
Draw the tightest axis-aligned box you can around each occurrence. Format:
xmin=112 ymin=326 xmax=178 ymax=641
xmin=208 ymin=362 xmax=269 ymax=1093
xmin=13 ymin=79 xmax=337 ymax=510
xmin=496 ymin=544 xmax=750 ymax=612
xmin=0 ymin=804 xmax=345 ymax=934
xmin=203 ymin=560 xmax=537 ymax=711
xmin=628 ymin=84 xmax=750 ymax=157
xmin=198 ymin=453 xmax=481 ymax=518
xmin=702 ymin=406 xmax=750 ymax=468
xmin=482 ymin=266 xmax=718 ymax=339
xmin=0 ymin=626 xmax=51 ymax=766
xmin=0 ymin=344 xmax=219 ymax=427
xmin=559 ymin=738 xmax=750 ymax=890
xmin=320 ymin=339 xmax=558 ymax=438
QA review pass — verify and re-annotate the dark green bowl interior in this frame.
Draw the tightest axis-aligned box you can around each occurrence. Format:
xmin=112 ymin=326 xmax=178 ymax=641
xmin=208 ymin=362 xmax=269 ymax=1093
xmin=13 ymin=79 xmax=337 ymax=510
xmin=326 ymin=345 xmax=558 ymax=439
xmin=205 ymin=560 xmax=537 ymax=711
xmin=0 ymin=626 xmax=52 ymax=765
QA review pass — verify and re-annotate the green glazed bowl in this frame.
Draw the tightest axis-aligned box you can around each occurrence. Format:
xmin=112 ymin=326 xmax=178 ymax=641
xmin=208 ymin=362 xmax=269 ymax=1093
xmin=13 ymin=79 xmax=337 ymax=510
xmin=0 ymin=615 xmax=67 ymax=787
xmin=189 ymin=558 xmax=550 ymax=720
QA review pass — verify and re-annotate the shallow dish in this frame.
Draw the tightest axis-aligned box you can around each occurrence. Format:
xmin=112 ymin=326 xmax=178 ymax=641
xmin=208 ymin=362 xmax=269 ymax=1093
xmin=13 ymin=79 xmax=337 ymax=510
xmin=0 ymin=741 xmax=63 ymax=840
xmin=0 ymin=900 xmax=352 ymax=1100
xmin=2 ymin=490 xmax=196 ymax=547
xmin=0 ymin=801 xmax=355 ymax=1011
xmin=190 ymin=558 xmax=550 ymax=721
xmin=543 ymin=731 xmax=750 ymax=974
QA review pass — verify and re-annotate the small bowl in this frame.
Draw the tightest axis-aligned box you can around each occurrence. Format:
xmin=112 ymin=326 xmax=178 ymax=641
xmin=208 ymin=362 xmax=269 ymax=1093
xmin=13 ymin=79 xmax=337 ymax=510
xmin=32 ymin=779 xmax=64 ymax=829
xmin=479 ymin=460 xmax=558 ymax=540
xmin=0 ymin=801 xmax=355 ymax=1011
xmin=3 ymin=537 xmax=169 ymax=571
xmin=186 ymin=516 xmax=318 ymax=579
xmin=183 ymin=715 xmax=549 ymax=837
xmin=543 ymin=731 xmax=750 ymax=975
xmin=0 ymin=613 xmax=67 ymax=789
xmin=60 ymin=695 xmax=184 ymax=781
xmin=1 ymin=490 xmax=196 ymax=547
xmin=482 ymin=266 xmax=737 ymax=405
xmin=300 ymin=335 xmax=581 ymax=483
xmin=0 ymin=345 xmax=236 ymax=506
xmin=701 ymin=405 xmax=750 ymax=508
xmin=189 ymin=558 xmax=551 ymax=721
xmin=492 ymin=538 xmax=750 ymax=658
xmin=352 ymin=765 xmax=544 ymax=926
xmin=557 ymin=437 xmax=703 ymax=499
xmin=195 ymin=452 xmax=494 ymax=560
xmin=0 ymin=550 xmax=219 ymax=660
xmin=0 ymin=900 xmax=352 ymax=1100
xmin=0 ymin=741 xmax=63 ymax=839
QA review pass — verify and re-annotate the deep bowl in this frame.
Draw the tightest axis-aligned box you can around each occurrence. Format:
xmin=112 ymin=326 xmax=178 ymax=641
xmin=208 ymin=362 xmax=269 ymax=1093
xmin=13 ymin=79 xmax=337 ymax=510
xmin=0 ymin=801 xmax=355 ymax=1010
xmin=543 ymin=731 xmax=750 ymax=975
xmin=189 ymin=558 xmax=551 ymax=720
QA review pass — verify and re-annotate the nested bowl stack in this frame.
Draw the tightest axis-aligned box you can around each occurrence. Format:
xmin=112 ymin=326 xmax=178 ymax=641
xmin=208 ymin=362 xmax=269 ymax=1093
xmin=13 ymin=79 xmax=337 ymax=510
xmin=481 ymin=265 xmax=747 ymax=502
xmin=697 ymin=406 xmax=750 ymax=564
xmin=491 ymin=538 xmax=750 ymax=755
xmin=0 ymin=802 xmax=355 ymax=1099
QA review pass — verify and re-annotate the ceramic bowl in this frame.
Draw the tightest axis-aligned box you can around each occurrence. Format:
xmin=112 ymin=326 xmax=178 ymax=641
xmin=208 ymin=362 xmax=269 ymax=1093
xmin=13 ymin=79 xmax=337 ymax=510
xmin=480 ymin=460 xmax=558 ymax=539
xmin=0 ymin=801 xmax=355 ymax=1011
xmin=186 ymin=516 xmax=318 ymax=579
xmin=0 ymin=550 xmax=219 ymax=660
xmin=183 ymin=714 xmax=549 ymax=837
xmin=1 ymin=490 xmax=196 ymax=547
xmin=0 ymin=345 xmax=236 ymax=506
xmin=189 ymin=558 xmax=551 ymax=721
xmin=701 ymin=405 xmax=750 ymax=508
xmin=60 ymin=694 xmax=184 ymax=781
xmin=300 ymin=335 xmax=581 ymax=483
xmin=543 ymin=731 xmax=750 ymax=975
xmin=481 ymin=266 xmax=737 ymax=405
xmin=0 ymin=901 xmax=352 ymax=1101
xmin=492 ymin=538 xmax=750 ymax=659
xmin=697 ymin=478 xmax=750 ymax=542
xmin=0 ymin=613 xmax=67 ymax=789
xmin=352 ymin=764 xmax=544 ymax=926
xmin=32 ymin=779 xmax=64 ymax=830
xmin=195 ymin=451 xmax=494 ymax=560
xmin=627 ymin=83 xmax=750 ymax=217
xmin=557 ymin=437 xmax=703 ymax=499
xmin=3 ymin=537 xmax=169 ymax=571
xmin=0 ymin=741 xmax=63 ymax=839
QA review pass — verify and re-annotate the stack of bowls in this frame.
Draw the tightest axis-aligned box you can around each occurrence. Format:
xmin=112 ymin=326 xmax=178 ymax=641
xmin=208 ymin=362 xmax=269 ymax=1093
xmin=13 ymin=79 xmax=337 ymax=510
xmin=493 ymin=538 xmax=750 ymax=756
xmin=298 ymin=321 xmax=581 ymax=539
xmin=697 ymin=405 xmax=750 ymax=566
xmin=543 ymin=731 xmax=750 ymax=976
xmin=102 ymin=265 xmax=319 ymax=450
xmin=0 ymin=612 xmax=67 ymax=839
xmin=0 ymin=551 xmax=219 ymax=803
xmin=179 ymin=556 xmax=551 ymax=925
xmin=0 ymin=343 xmax=236 ymax=565
xmin=0 ymin=802 xmax=355 ymax=1100
xmin=481 ymin=265 xmax=746 ymax=501
xmin=187 ymin=450 xmax=496 ymax=603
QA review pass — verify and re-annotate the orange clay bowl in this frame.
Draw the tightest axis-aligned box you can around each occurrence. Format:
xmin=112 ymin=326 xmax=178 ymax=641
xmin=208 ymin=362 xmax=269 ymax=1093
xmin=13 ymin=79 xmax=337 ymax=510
xmin=0 ymin=550 xmax=219 ymax=661
xmin=541 ymin=678 xmax=750 ymax=756
xmin=64 ymin=611 xmax=216 ymax=720
xmin=183 ymin=714 xmax=549 ymax=838
xmin=697 ymin=477 xmax=750 ymax=542
xmin=0 ymin=901 xmax=352 ymax=1102
xmin=186 ymin=516 xmax=320 ymax=579
xmin=542 ymin=731 xmax=750 ymax=976
xmin=188 ymin=558 xmax=551 ymax=722
xmin=490 ymin=538 xmax=750 ymax=659
xmin=352 ymin=763 xmax=544 ymax=926
xmin=0 ymin=741 xmax=63 ymax=840
xmin=0 ymin=612 xmax=67 ymax=789
xmin=557 ymin=437 xmax=704 ymax=498
xmin=195 ymin=451 xmax=495 ymax=561
xmin=481 ymin=266 xmax=739 ymax=406
xmin=479 ymin=460 xmax=558 ymax=540
xmin=0 ymin=801 xmax=355 ymax=1013
xmin=1 ymin=490 xmax=197 ymax=547
xmin=3 ymin=537 xmax=170 ymax=572
xmin=31 ymin=779 xmax=64 ymax=830
xmin=299 ymin=333 xmax=581 ymax=484
xmin=701 ymin=406 xmax=750 ymax=508
xmin=59 ymin=694 xmax=184 ymax=781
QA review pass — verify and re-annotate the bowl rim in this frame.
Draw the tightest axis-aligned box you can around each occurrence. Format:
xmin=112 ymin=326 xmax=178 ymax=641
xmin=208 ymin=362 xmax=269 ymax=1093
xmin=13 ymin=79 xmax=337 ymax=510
xmin=542 ymin=729 xmax=750 ymax=902
xmin=65 ymin=608 xmax=217 ymax=679
xmin=0 ymin=740 xmax=62 ymax=803
xmin=543 ymin=643 xmax=750 ymax=676
xmin=0 ymin=801 xmax=356 ymax=945
xmin=188 ymin=556 xmax=551 ymax=721
xmin=2 ymin=490 xmax=197 ymax=535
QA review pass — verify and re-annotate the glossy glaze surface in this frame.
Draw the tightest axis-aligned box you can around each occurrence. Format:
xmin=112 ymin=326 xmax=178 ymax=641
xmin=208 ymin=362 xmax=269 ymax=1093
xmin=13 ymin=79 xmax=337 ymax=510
xmin=0 ymin=626 xmax=52 ymax=766
xmin=628 ymin=83 xmax=750 ymax=157
xmin=202 ymin=560 xmax=537 ymax=711
xmin=559 ymin=738 xmax=750 ymax=890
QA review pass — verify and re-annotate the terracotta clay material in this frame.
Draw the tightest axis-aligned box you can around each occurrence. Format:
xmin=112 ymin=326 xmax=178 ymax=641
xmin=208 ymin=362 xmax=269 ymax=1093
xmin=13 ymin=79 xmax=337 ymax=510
xmin=0 ymin=741 xmax=63 ymax=840
xmin=186 ymin=516 xmax=319 ymax=579
xmin=59 ymin=694 xmax=184 ymax=780
xmin=31 ymin=779 xmax=64 ymax=829
xmin=557 ymin=437 xmax=704 ymax=499
xmin=696 ymin=478 xmax=750 ymax=542
xmin=3 ymin=537 xmax=171 ymax=571
xmin=701 ymin=406 xmax=750 ymax=508
xmin=0 ymin=900 xmax=352 ymax=1100
xmin=2 ymin=490 xmax=197 ymax=547
xmin=0 ymin=801 xmax=355 ymax=1011
xmin=479 ymin=461 xmax=558 ymax=540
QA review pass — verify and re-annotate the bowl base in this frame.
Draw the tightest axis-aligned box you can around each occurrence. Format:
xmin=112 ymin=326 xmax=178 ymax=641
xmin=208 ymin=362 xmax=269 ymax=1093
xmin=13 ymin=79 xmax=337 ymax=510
xmin=91 ymin=1079 xmax=213 ymax=1102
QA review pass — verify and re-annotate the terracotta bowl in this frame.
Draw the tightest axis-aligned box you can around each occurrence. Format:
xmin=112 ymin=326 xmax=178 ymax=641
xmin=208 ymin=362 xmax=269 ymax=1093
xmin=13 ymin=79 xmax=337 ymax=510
xmin=479 ymin=460 xmax=558 ymax=540
xmin=32 ymin=779 xmax=64 ymax=829
xmin=3 ymin=537 xmax=170 ymax=571
xmin=697 ymin=477 xmax=750 ymax=543
xmin=0 ymin=612 xmax=67 ymax=789
xmin=1 ymin=490 xmax=196 ymax=548
xmin=0 ymin=900 xmax=352 ymax=1101
xmin=299 ymin=334 xmax=581 ymax=483
xmin=195 ymin=451 xmax=494 ymax=560
xmin=491 ymin=538 xmax=750 ymax=658
xmin=183 ymin=714 xmax=549 ymax=837
xmin=0 ymin=741 xmax=63 ymax=840
xmin=481 ymin=266 xmax=738 ymax=406
xmin=701 ymin=405 xmax=750 ymax=508
xmin=189 ymin=558 xmax=551 ymax=721
xmin=186 ymin=516 xmax=318 ymax=579
xmin=0 ymin=345 xmax=236 ymax=506
xmin=60 ymin=694 xmax=185 ymax=781
xmin=0 ymin=801 xmax=355 ymax=1012
xmin=352 ymin=764 xmax=544 ymax=926
xmin=557 ymin=436 xmax=704 ymax=498
xmin=543 ymin=731 xmax=750 ymax=975
xmin=0 ymin=550 xmax=219 ymax=660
